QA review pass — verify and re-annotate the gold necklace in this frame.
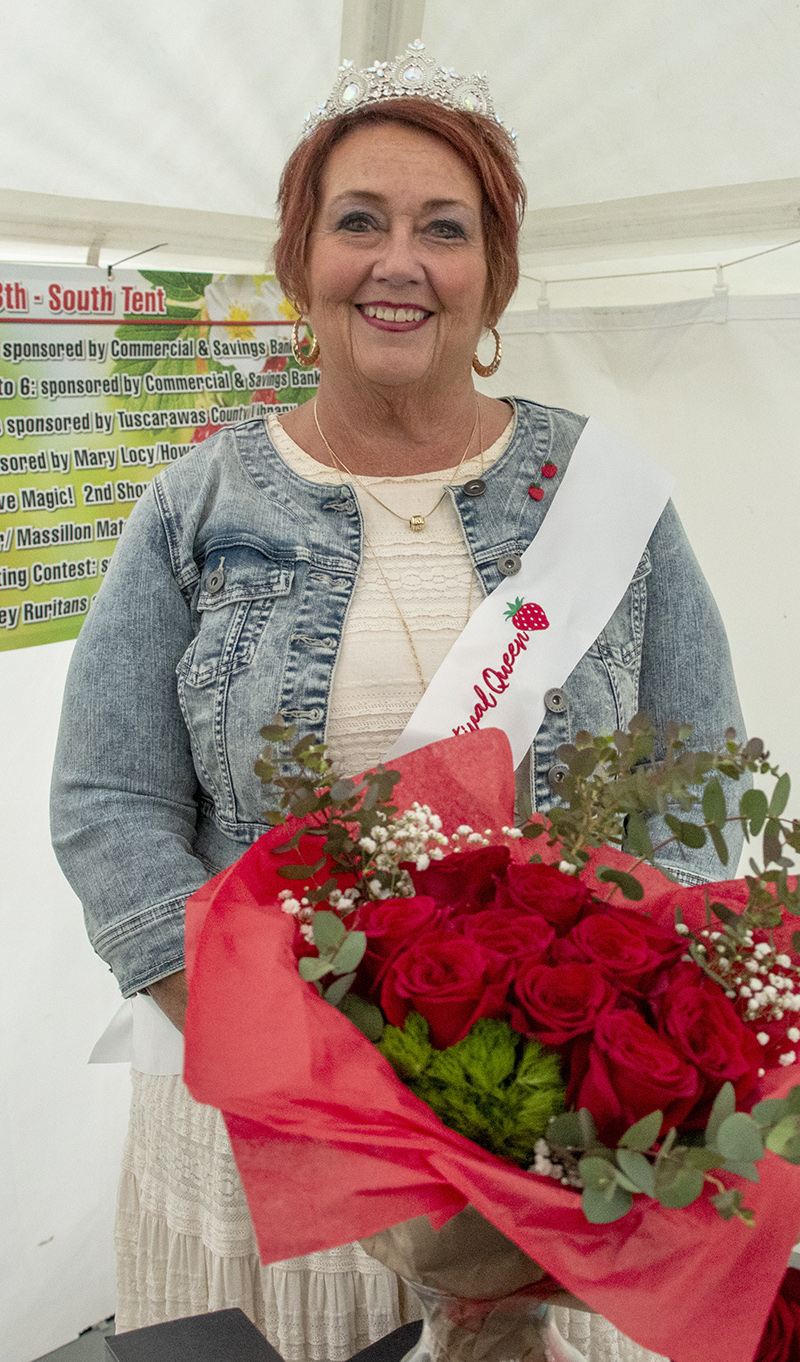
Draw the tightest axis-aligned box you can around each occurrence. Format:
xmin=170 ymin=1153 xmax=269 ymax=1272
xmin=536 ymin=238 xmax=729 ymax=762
xmin=313 ymin=400 xmax=479 ymax=532
xmin=323 ymin=409 xmax=485 ymax=695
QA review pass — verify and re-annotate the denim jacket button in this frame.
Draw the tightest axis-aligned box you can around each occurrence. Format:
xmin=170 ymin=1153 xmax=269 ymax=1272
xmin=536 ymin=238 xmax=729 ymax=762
xmin=544 ymin=688 xmax=567 ymax=714
xmin=206 ymin=564 xmax=226 ymax=594
xmin=463 ymin=478 xmax=487 ymax=498
xmin=547 ymin=762 xmax=570 ymax=791
xmin=497 ymin=552 xmax=522 ymax=576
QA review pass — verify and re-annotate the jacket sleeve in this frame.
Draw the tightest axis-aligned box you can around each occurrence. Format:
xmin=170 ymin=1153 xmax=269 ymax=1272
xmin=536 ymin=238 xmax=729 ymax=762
xmin=50 ymin=480 xmax=210 ymax=998
xmin=638 ymin=499 xmax=749 ymax=885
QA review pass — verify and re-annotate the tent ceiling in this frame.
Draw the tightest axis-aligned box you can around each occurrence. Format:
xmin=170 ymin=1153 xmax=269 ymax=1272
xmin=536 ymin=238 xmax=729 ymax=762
xmin=1 ymin=0 xmax=798 ymax=295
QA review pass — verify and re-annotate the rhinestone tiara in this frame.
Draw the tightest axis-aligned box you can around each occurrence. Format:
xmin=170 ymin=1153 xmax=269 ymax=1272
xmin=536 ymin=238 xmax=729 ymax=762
xmin=300 ymin=39 xmax=513 ymax=140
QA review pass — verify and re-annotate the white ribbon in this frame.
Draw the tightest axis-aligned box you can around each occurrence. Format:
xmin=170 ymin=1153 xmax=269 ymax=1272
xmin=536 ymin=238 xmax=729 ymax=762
xmin=384 ymin=418 xmax=675 ymax=768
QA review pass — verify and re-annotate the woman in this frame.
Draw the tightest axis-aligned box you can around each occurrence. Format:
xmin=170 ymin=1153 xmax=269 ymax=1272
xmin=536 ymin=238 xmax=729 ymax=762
xmin=51 ymin=44 xmax=744 ymax=1362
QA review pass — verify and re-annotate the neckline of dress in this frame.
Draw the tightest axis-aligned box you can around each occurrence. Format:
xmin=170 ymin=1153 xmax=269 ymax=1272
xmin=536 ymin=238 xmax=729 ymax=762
xmin=266 ymin=412 xmax=514 ymax=484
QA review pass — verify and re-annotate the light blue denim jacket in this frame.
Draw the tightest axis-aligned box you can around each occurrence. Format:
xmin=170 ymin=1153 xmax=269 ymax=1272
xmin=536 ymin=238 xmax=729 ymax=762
xmin=51 ymin=398 xmax=747 ymax=997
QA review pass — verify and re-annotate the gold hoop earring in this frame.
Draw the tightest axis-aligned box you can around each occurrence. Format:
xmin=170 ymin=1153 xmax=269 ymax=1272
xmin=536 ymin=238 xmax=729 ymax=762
xmin=292 ymin=317 xmax=320 ymax=368
xmin=472 ymin=326 xmax=502 ymax=378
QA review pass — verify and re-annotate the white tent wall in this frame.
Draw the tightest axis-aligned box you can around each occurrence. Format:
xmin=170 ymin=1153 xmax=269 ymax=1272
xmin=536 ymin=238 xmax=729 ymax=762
xmin=1 ymin=641 xmax=130 ymax=1362
xmin=478 ymin=295 xmax=800 ymax=800
xmin=1 ymin=3 xmax=799 ymax=1359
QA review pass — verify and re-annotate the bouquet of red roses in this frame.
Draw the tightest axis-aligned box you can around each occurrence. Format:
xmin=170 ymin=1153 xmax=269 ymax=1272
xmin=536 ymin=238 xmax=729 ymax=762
xmin=183 ymin=722 xmax=800 ymax=1362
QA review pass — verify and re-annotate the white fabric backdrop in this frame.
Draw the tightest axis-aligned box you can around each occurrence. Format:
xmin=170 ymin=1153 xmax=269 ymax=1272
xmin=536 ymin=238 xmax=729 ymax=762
xmin=481 ymin=294 xmax=800 ymax=808
xmin=2 ymin=294 xmax=798 ymax=1360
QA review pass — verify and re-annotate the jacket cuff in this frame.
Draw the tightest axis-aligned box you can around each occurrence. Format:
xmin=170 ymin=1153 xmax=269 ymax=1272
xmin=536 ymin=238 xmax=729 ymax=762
xmin=92 ymin=894 xmax=188 ymax=998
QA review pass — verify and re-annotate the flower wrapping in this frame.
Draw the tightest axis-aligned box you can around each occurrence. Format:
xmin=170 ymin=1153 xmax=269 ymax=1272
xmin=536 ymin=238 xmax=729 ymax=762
xmin=183 ymin=729 xmax=800 ymax=1362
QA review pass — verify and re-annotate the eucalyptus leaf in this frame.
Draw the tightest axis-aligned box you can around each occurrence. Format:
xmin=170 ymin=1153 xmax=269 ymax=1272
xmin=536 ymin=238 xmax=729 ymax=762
xmin=619 ymin=1110 xmax=662 ymax=1152
xmin=709 ymin=900 xmax=740 ymax=928
xmin=298 ymin=955 xmax=333 ymax=982
xmin=323 ymin=971 xmax=357 ymax=1007
xmin=260 ymin=722 xmax=293 ymax=742
xmin=740 ymin=788 xmax=768 ymax=835
xmin=705 ymin=1083 xmax=736 ymax=1148
xmin=656 ymin=1127 xmax=678 ymax=1162
xmin=572 ymin=747 xmax=600 ymax=778
xmin=579 ymin=1155 xmax=619 ymax=1193
xmin=715 ymin=1112 xmax=764 ymax=1163
xmin=277 ymin=856 xmax=326 ymax=880
xmin=581 ymin=1183 xmax=633 ymax=1223
xmin=709 ymin=824 xmax=729 ymax=866
xmin=710 ymin=1188 xmax=752 ymax=1222
xmin=312 ymin=911 xmax=346 ymax=953
xmin=702 ymin=776 xmax=727 ymax=828
xmin=766 ymin=1114 xmax=800 ymax=1163
xmin=577 ymin=1108 xmax=598 ymax=1146
xmin=331 ymin=930 xmax=367 ymax=974
xmin=654 ymin=1165 xmax=705 ymax=1209
xmin=683 ymin=1147 xmax=724 ymax=1172
xmin=616 ymin=1149 xmax=655 ymax=1196
xmin=763 ymin=820 xmax=783 ymax=866
xmin=339 ymin=992 xmax=385 ymax=1041
xmin=769 ymin=772 xmax=791 ymax=818
xmin=625 ymin=813 xmax=654 ymax=860
xmin=721 ymin=1159 xmax=760 ymax=1182
xmin=674 ymin=820 xmax=707 ymax=849
xmin=595 ymin=867 xmax=644 ymax=900
xmin=750 ymin=1097 xmax=787 ymax=1127
xmin=548 ymin=1111 xmax=586 ymax=1148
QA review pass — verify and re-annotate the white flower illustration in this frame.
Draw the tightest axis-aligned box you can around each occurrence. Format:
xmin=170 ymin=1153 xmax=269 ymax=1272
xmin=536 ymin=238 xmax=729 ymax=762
xmin=203 ymin=275 xmax=297 ymax=376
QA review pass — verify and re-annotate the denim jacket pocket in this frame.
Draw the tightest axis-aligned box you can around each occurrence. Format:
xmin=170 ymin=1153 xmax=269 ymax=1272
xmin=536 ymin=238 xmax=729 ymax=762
xmin=177 ymin=544 xmax=295 ymax=689
xmin=176 ymin=541 xmax=297 ymax=833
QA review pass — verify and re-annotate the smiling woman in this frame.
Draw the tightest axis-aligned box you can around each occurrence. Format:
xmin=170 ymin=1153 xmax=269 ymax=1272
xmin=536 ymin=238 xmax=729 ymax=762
xmin=52 ymin=40 xmax=744 ymax=1362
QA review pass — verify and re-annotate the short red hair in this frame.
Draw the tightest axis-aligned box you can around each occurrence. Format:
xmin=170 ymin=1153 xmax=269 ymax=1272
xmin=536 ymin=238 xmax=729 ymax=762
xmin=274 ymin=98 xmax=526 ymax=327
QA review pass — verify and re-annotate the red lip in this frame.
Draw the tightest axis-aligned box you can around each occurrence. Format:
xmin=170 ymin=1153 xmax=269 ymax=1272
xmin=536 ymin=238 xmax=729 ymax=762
xmin=355 ymin=303 xmax=433 ymax=333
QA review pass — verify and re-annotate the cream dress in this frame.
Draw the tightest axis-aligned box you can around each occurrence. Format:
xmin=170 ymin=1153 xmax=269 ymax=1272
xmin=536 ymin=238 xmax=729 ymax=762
xmin=115 ymin=415 xmax=666 ymax=1362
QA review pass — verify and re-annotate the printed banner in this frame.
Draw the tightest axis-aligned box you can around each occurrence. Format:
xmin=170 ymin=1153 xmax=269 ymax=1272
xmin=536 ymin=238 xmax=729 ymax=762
xmin=385 ymin=420 xmax=675 ymax=767
xmin=0 ymin=266 xmax=318 ymax=651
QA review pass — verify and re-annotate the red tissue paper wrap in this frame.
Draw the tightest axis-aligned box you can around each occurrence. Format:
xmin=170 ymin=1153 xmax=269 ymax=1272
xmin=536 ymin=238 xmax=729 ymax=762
xmin=183 ymin=729 xmax=800 ymax=1362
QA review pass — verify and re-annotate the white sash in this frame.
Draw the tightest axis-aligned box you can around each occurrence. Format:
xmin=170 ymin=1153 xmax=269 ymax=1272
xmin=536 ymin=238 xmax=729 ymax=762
xmin=384 ymin=419 xmax=675 ymax=768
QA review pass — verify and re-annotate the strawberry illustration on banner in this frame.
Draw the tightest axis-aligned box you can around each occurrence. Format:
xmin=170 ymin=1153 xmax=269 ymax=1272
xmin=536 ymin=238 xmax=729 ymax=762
xmin=504 ymin=598 xmax=549 ymax=632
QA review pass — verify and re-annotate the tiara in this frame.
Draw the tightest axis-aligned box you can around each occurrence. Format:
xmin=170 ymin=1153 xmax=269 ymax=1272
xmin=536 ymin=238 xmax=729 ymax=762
xmin=300 ymin=39 xmax=513 ymax=140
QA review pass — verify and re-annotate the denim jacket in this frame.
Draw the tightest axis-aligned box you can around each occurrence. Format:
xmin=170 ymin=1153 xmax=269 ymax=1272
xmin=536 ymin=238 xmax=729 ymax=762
xmin=51 ymin=398 xmax=747 ymax=997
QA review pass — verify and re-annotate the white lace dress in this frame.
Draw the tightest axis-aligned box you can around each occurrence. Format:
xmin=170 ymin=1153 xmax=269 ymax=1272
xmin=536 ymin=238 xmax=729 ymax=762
xmin=115 ymin=416 xmax=667 ymax=1362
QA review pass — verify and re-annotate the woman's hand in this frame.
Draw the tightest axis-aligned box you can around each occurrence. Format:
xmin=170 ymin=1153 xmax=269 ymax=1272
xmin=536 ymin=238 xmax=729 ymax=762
xmin=147 ymin=969 xmax=188 ymax=1033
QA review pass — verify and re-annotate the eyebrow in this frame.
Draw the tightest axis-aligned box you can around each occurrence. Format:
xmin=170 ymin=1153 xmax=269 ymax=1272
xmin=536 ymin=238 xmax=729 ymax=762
xmin=328 ymin=191 xmax=475 ymax=214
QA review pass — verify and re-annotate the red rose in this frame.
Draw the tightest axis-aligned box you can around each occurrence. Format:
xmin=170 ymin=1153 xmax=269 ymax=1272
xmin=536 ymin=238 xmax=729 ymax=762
xmin=409 ymin=846 xmax=510 ymax=914
xmin=458 ymin=910 xmax=555 ymax=964
xmin=380 ymin=929 xmax=512 ymax=1048
xmin=555 ymin=906 xmax=683 ymax=997
xmin=576 ymin=1008 xmax=700 ymax=1143
xmin=754 ymin=1292 xmax=800 ymax=1362
xmin=656 ymin=983 xmax=762 ymax=1119
xmin=354 ymin=896 xmax=448 ymax=988
xmin=494 ymin=862 xmax=595 ymax=935
xmin=509 ymin=961 xmax=618 ymax=1047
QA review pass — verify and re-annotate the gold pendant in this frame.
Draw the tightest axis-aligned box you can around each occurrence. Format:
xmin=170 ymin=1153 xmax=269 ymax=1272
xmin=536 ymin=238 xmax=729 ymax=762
xmin=409 ymin=515 xmax=426 ymax=532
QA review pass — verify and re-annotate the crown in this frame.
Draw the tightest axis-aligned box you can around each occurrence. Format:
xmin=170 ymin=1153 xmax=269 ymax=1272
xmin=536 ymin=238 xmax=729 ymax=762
xmin=300 ymin=39 xmax=512 ymax=140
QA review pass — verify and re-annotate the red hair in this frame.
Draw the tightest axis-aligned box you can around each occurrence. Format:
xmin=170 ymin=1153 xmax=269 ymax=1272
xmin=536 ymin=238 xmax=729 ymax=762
xmin=273 ymin=98 xmax=526 ymax=326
